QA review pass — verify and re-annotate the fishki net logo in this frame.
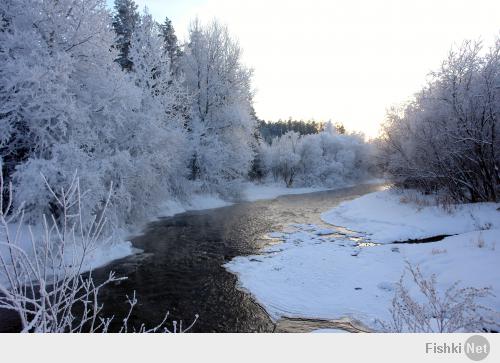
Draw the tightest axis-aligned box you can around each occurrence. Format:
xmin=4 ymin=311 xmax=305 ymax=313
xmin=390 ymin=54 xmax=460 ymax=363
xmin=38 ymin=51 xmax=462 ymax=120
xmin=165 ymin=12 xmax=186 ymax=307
xmin=426 ymin=335 xmax=490 ymax=361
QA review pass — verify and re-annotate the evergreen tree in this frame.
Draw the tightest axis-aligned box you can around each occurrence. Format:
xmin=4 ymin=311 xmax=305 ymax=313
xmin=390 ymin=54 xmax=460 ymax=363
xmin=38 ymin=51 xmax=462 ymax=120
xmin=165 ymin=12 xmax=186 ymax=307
xmin=159 ymin=17 xmax=182 ymax=75
xmin=112 ymin=0 xmax=139 ymax=71
xmin=258 ymin=119 xmax=323 ymax=143
xmin=249 ymin=112 xmax=265 ymax=181
xmin=129 ymin=11 xmax=166 ymax=92
xmin=335 ymin=122 xmax=346 ymax=134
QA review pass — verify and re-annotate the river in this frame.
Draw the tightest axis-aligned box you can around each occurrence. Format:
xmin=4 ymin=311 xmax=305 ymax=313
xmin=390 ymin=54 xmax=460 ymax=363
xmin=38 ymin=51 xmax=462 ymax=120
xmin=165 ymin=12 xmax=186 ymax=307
xmin=0 ymin=183 xmax=385 ymax=333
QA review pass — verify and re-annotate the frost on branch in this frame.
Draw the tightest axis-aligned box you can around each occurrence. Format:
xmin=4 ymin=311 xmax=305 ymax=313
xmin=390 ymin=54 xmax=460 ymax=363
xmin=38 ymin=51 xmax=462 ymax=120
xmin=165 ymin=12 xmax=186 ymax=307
xmin=0 ymin=167 xmax=197 ymax=333
xmin=377 ymin=262 xmax=499 ymax=333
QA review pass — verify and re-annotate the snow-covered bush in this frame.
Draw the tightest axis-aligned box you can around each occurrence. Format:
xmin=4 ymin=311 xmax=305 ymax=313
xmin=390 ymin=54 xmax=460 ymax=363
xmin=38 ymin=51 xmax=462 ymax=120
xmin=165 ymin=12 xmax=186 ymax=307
xmin=262 ymin=124 xmax=374 ymax=187
xmin=0 ymin=168 xmax=197 ymax=332
xmin=378 ymin=263 xmax=499 ymax=333
xmin=379 ymin=38 xmax=500 ymax=203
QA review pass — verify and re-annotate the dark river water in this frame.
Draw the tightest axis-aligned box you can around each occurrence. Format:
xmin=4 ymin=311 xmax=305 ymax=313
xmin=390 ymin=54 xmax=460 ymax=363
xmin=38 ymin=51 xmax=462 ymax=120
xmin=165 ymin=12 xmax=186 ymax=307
xmin=0 ymin=183 xmax=385 ymax=333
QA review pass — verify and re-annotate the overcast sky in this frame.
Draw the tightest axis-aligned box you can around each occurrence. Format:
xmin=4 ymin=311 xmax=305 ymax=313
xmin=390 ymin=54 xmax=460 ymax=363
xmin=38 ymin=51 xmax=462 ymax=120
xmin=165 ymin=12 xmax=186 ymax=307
xmin=108 ymin=0 xmax=500 ymax=137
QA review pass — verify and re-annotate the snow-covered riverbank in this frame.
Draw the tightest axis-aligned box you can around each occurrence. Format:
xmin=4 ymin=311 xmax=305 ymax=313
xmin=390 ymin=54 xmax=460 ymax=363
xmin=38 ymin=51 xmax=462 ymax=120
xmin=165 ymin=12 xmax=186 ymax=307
xmin=0 ymin=223 xmax=137 ymax=287
xmin=321 ymin=189 xmax=500 ymax=243
xmin=158 ymin=182 xmax=331 ymax=218
xmin=224 ymin=188 xmax=500 ymax=330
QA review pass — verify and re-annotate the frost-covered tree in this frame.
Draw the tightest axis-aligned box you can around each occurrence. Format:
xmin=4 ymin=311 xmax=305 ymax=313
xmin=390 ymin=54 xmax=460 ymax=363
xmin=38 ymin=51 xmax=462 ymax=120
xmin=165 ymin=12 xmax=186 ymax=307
xmin=127 ymin=9 xmax=191 ymax=214
xmin=128 ymin=9 xmax=190 ymax=120
xmin=129 ymin=9 xmax=169 ymax=93
xmin=181 ymin=20 xmax=256 ymax=195
xmin=379 ymin=38 xmax=500 ymax=202
xmin=264 ymin=131 xmax=301 ymax=187
xmin=248 ymin=124 xmax=266 ymax=181
xmin=112 ymin=0 xmax=139 ymax=71
xmin=0 ymin=0 xmax=134 ymax=226
xmin=160 ymin=16 xmax=182 ymax=76
xmin=0 ymin=0 xmax=190 ymax=227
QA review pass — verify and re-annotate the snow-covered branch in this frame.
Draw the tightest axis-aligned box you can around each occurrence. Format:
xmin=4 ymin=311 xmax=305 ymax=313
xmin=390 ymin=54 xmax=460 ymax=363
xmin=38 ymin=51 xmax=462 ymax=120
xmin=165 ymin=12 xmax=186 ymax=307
xmin=377 ymin=262 xmax=499 ymax=333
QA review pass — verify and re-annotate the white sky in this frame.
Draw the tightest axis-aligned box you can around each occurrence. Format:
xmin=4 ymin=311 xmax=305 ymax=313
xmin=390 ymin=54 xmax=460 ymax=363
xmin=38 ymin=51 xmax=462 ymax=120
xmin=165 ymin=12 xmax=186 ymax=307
xmin=115 ymin=0 xmax=500 ymax=137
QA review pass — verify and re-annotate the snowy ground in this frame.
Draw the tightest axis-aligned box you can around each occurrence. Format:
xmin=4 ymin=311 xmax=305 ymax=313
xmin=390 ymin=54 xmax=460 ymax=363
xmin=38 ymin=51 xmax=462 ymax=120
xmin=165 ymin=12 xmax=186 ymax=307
xmin=224 ymin=188 xmax=500 ymax=331
xmin=322 ymin=188 xmax=500 ymax=243
xmin=241 ymin=182 xmax=330 ymax=202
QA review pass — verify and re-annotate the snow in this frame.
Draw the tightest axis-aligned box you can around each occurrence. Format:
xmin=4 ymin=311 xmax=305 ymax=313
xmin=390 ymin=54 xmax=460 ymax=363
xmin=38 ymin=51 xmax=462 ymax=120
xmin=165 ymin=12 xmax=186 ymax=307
xmin=0 ymin=223 xmax=135 ymax=287
xmin=159 ymin=194 xmax=233 ymax=217
xmin=225 ymin=189 xmax=500 ymax=330
xmin=241 ymin=182 xmax=329 ymax=202
xmin=313 ymin=328 xmax=348 ymax=333
xmin=81 ymin=239 xmax=136 ymax=272
xmin=321 ymin=189 xmax=500 ymax=243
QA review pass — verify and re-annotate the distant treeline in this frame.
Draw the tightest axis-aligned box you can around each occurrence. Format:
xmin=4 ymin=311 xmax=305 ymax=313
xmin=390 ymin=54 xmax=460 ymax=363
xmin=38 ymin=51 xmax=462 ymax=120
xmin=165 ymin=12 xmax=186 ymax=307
xmin=258 ymin=119 xmax=346 ymax=143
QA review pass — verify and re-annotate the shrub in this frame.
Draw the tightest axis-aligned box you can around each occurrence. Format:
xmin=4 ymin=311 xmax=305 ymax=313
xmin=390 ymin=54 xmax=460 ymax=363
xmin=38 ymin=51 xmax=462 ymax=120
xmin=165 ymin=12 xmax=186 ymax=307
xmin=377 ymin=262 xmax=499 ymax=333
